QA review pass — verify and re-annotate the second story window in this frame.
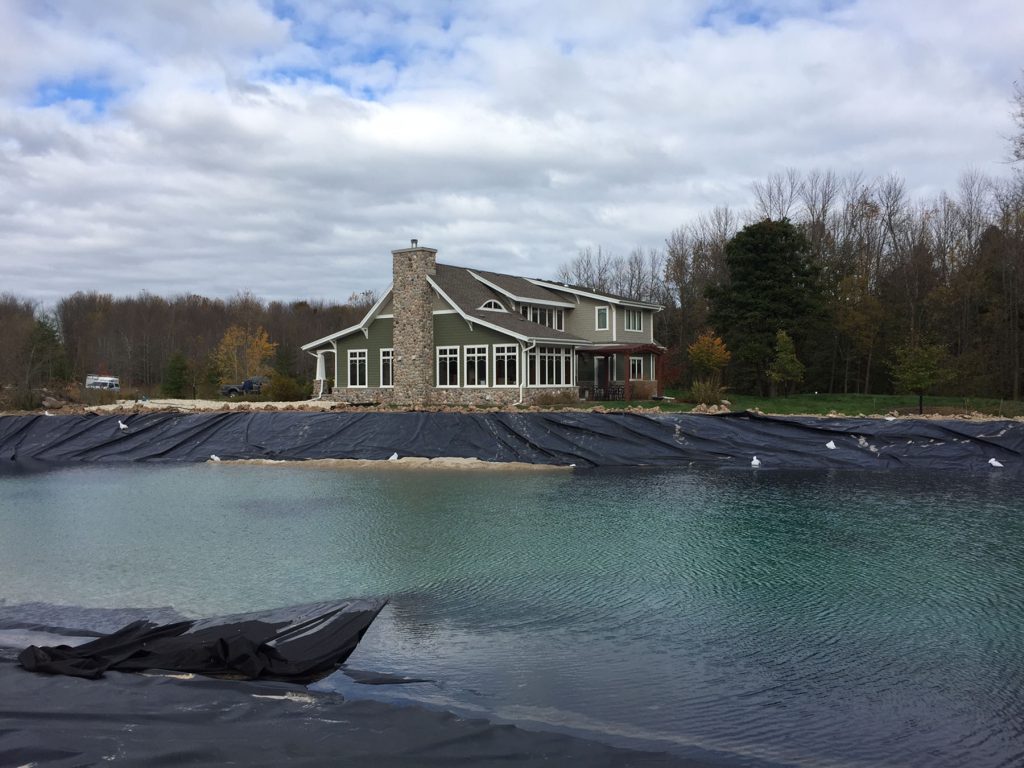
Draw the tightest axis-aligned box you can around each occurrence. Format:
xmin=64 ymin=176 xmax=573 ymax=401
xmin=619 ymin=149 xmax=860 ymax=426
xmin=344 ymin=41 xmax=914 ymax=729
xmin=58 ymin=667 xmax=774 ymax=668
xmin=595 ymin=306 xmax=609 ymax=331
xmin=521 ymin=305 xmax=564 ymax=331
xmin=625 ymin=309 xmax=643 ymax=332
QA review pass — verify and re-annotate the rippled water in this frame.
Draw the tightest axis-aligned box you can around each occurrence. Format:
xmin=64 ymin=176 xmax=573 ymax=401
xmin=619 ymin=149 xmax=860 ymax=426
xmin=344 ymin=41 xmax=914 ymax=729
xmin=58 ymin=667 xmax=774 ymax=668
xmin=1 ymin=464 xmax=1022 ymax=767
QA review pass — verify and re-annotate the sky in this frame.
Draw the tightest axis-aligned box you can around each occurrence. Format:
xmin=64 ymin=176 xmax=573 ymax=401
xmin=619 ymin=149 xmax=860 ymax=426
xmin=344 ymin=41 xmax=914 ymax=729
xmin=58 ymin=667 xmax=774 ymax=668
xmin=1 ymin=0 xmax=1021 ymax=307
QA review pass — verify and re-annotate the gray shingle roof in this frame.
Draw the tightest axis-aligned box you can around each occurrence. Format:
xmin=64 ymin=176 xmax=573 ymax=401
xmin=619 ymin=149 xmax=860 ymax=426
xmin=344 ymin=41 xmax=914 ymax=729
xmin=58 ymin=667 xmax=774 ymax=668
xmin=432 ymin=264 xmax=586 ymax=343
xmin=468 ymin=268 xmax=573 ymax=304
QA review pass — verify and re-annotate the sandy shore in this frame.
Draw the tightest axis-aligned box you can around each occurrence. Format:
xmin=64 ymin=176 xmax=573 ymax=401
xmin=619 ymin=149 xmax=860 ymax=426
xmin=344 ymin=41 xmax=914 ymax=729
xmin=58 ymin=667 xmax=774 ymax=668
xmin=1 ymin=396 xmax=1016 ymax=422
xmin=224 ymin=456 xmax=572 ymax=471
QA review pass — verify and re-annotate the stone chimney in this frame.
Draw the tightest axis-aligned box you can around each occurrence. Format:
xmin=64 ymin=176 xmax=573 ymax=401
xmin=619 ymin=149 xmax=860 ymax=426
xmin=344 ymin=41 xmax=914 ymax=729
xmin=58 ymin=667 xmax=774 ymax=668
xmin=391 ymin=241 xmax=437 ymax=405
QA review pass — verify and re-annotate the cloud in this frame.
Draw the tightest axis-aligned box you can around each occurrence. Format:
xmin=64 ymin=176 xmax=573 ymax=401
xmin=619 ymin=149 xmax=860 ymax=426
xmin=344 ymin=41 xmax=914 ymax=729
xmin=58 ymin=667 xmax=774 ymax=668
xmin=0 ymin=0 xmax=1020 ymax=306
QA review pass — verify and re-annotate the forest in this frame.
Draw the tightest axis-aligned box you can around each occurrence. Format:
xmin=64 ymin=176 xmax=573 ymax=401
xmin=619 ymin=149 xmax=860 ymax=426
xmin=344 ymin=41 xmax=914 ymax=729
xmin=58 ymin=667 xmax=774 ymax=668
xmin=560 ymin=167 xmax=1024 ymax=401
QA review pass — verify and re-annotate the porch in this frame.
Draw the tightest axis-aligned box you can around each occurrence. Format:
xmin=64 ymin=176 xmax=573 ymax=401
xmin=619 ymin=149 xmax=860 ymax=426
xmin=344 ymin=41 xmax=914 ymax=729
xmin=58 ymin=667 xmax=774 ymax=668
xmin=576 ymin=343 xmax=665 ymax=402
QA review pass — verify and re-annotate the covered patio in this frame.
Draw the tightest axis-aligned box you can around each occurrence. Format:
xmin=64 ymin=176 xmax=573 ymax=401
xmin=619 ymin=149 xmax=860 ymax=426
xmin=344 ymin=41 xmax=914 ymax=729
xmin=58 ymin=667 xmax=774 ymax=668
xmin=576 ymin=343 xmax=665 ymax=402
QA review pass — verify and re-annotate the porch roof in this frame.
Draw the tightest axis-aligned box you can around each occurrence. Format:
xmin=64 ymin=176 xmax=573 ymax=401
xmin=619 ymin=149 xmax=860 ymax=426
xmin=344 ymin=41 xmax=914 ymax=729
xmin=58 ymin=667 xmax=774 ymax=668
xmin=577 ymin=343 xmax=666 ymax=355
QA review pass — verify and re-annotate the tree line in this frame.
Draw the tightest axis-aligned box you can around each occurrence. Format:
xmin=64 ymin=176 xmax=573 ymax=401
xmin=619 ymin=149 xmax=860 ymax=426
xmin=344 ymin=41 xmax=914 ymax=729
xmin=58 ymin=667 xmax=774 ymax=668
xmin=0 ymin=290 xmax=373 ymax=407
xmin=558 ymin=167 xmax=1024 ymax=400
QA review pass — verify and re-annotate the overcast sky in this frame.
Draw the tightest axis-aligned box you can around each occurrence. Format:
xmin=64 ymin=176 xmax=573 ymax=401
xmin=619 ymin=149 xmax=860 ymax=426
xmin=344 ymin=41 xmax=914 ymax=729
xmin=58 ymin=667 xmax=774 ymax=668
xmin=2 ymin=0 xmax=1021 ymax=306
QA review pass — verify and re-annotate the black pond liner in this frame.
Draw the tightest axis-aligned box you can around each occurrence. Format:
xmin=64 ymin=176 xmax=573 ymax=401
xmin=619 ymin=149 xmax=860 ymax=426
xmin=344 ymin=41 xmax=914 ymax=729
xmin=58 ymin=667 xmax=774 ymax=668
xmin=0 ymin=661 xmax=706 ymax=767
xmin=16 ymin=599 xmax=386 ymax=683
xmin=0 ymin=410 xmax=1021 ymax=475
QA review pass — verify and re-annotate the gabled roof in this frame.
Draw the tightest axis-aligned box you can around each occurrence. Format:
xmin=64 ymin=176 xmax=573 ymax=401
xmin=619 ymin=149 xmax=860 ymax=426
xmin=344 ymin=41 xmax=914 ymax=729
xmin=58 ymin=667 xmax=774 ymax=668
xmin=302 ymin=256 xmax=662 ymax=352
xmin=300 ymin=284 xmax=393 ymax=351
xmin=430 ymin=265 xmax=585 ymax=343
xmin=467 ymin=268 xmax=575 ymax=307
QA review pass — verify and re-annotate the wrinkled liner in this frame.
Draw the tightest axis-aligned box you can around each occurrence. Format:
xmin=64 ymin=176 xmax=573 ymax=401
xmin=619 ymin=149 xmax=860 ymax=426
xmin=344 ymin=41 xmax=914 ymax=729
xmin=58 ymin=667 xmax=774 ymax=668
xmin=0 ymin=410 xmax=1020 ymax=475
xmin=18 ymin=598 xmax=386 ymax=683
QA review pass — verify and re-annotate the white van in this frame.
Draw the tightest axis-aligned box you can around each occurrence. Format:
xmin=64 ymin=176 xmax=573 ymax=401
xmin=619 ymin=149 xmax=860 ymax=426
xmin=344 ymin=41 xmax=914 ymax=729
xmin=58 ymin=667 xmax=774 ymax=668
xmin=85 ymin=375 xmax=120 ymax=391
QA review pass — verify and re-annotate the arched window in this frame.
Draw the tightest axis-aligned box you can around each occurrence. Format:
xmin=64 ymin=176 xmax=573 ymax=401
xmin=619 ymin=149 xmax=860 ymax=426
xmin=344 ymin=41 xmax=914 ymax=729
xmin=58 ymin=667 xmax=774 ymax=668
xmin=479 ymin=300 xmax=505 ymax=311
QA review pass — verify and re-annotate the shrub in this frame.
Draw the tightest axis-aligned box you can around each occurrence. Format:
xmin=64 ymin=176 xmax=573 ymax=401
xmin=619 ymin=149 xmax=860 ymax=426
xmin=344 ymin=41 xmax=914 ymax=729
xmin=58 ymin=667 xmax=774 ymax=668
xmin=263 ymin=374 xmax=309 ymax=401
xmin=691 ymin=377 xmax=726 ymax=405
xmin=527 ymin=390 xmax=580 ymax=407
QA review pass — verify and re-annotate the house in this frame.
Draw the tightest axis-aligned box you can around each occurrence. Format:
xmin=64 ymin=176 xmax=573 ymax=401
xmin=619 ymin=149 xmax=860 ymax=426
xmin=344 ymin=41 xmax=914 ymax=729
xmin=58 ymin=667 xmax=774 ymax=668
xmin=302 ymin=242 xmax=665 ymax=406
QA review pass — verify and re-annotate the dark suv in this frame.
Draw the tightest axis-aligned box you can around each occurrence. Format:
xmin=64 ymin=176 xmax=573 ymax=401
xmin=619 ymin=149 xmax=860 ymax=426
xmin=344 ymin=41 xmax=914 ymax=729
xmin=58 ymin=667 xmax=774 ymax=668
xmin=220 ymin=376 xmax=269 ymax=397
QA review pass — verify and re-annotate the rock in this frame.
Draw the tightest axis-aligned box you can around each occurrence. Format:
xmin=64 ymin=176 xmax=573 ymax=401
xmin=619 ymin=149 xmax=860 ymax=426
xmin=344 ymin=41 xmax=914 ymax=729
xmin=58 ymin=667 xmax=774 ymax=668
xmin=721 ymin=399 xmax=732 ymax=408
xmin=41 ymin=397 xmax=63 ymax=409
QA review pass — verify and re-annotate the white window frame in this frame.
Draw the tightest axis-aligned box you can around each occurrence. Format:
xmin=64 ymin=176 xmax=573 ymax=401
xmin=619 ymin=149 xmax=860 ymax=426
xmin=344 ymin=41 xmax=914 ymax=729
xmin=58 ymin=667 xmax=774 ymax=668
xmin=630 ymin=355 xmax=643 ymax=380
xmin=479 ymin=300 xmax=506 ymax=311
xmin=520 ymin=305 xmax=564 ymax=331
xmin=493 ymin=344 xmax=519 ymax=387
xmin=348 ymin=349 xmax=368 ymax=388
xmin=380 ymin=348 xmax=394 ymax=388
xmin=595 ymin=305 xmax=609 ymax=331
xmin=464 ymin=345 xmax=489 ymax=388
xmin=436 ymin=346 xmax=460 ymax=388
xmin=625 ymin=309 xmax=643 ymax=332
xmin=528 ymin=346 xmax=574 ymax=387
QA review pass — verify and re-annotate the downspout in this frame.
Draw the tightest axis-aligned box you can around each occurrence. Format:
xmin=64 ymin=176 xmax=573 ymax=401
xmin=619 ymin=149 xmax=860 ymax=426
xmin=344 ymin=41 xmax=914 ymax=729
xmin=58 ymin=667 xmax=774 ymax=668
xmin=516 ymin=340 xmax=536 ymax=406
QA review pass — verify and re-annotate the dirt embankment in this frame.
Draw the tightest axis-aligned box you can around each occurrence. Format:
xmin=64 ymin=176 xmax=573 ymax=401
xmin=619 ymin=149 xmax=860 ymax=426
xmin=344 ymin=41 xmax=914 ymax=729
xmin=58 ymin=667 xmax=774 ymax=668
xmin=3 ymin=397 xmax=1019 ymax=423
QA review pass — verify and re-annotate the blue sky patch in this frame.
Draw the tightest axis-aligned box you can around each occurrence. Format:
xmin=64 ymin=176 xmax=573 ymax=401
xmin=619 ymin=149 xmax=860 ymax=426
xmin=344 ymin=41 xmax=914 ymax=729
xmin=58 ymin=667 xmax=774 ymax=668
xmin=34 ymin=77 xmax=117 ymax=111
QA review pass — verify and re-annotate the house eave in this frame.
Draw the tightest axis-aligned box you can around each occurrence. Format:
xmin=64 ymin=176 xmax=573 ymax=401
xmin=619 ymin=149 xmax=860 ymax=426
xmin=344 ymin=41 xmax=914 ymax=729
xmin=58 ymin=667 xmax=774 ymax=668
xmin=300 ymin=284 xmax=393 ymax=350
xmin=525 ymin=278 xmax=663 ymax=310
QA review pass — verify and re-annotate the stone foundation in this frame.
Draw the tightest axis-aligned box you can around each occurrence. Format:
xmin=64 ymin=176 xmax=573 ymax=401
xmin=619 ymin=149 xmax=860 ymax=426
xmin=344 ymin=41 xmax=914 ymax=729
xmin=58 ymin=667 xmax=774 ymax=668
xmin=327 ymin=386 xmax=580 ymax=408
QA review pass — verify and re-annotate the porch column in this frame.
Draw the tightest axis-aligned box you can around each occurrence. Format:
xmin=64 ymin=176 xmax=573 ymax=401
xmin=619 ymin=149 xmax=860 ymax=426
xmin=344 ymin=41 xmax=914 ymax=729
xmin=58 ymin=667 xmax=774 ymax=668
xmin=624 ymin=351 xmax=632 ymax=402
xmin=314 ymin=351 xmax=327 ymax=399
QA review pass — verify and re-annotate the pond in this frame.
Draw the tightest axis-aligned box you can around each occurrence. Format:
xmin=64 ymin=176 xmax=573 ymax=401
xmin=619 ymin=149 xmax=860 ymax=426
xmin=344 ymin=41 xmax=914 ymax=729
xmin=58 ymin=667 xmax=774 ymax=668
xmin=1 ymin=464 xmax=1022 ymax=767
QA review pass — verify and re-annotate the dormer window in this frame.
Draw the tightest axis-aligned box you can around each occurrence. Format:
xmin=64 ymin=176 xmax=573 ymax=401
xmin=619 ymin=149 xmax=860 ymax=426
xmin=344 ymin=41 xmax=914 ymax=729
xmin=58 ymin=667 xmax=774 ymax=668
xmin=479 ymin=300 xmax=506 ymax=312
xmin=521 ymin=305 xmax=564 ymax=331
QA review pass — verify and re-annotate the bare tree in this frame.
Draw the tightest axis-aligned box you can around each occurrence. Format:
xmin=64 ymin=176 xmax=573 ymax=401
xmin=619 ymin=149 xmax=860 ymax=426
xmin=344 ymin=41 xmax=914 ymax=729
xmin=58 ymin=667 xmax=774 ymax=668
xmin=752 ymin=168 xmax=802 ymax=221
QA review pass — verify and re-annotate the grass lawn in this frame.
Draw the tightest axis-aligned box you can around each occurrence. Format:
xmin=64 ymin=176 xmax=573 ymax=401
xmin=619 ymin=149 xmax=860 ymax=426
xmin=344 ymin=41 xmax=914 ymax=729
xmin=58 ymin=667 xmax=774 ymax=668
xmin=586 ymin=391 xmax=1024 ymax=418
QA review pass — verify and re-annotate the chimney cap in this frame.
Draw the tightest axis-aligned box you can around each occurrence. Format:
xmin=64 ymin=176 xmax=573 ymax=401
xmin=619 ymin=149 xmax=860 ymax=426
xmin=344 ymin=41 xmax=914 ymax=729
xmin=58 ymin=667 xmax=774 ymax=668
xmin=411 ymin=238 xmax=418 ymax=247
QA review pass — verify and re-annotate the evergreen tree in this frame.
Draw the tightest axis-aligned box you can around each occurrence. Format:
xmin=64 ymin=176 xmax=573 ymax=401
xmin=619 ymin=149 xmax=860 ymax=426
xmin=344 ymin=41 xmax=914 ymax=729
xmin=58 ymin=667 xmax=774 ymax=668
xmin=767 ymin=330 xmax=805 ymax=396
xmin=708 ymin=219 xmax=822 ymax=394
xmin=161 ymin=352 xmax=190 ymax=397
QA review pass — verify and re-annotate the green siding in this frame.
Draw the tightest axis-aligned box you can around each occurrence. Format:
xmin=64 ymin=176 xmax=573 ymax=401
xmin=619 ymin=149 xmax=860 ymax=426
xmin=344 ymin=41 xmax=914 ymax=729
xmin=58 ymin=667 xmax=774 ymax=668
xmin=561 ymin=296 xmax=656 ymax=344
xmin=433 ymin=313 xmax=517 ymax=347
xmin=334 ymin=318 xmax=394 ymax=387
xmin=563 ymin=297 xmax=615 ymax=343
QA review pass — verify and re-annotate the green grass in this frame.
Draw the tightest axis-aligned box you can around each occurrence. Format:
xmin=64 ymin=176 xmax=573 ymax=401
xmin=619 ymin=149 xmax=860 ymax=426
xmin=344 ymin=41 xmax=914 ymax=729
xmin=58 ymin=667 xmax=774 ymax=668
xmin=589 ymin=391 xmax=1024 ymax=418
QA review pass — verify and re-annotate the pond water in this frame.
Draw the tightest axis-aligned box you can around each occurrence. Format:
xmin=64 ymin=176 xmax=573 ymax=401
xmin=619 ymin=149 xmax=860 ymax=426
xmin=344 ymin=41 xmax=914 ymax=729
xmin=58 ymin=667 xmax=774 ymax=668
xmin=1 ymin=464 xmax=1022 ymax=767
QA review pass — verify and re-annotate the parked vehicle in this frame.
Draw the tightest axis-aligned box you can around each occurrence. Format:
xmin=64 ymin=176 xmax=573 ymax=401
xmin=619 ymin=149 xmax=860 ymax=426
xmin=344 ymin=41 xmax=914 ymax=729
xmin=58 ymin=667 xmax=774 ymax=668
xmin=85 ymin=375 xmax=120 ymax=391
xmin=220 ymin=376 xmax=268 ymax=397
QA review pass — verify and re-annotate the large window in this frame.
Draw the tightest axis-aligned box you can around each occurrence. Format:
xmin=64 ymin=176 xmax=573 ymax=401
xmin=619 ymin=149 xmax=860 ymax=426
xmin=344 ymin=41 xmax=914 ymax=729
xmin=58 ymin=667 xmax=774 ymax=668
xmin=464 ymin=345 xmax=488 ymax=387
xmin=630 ymin=355 xmax=643 ymax=380
xmin=595 ymin=306 xmax=609 ymax=331
xmin=380 ymin=348 xmax=393 ymax=388
xmin=494 ymin=345 xmax=518 ymax=386
xmin=348 ymin=349 xmax=367 ymax=388
xmin=625 ymin=309 xmax=643 ymax=332
xmin=437 ymin=346 xmax=459 ymax=387
xmin=521 ymin=305 xmax=564 ymax=331
xmin=528 ymin=346 xmax=573 ymax=386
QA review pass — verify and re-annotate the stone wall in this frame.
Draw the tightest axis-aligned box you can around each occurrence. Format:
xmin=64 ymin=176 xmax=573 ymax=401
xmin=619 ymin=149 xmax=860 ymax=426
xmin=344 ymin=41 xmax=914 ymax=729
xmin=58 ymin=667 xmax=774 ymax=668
xmin=391 ymin=244 xmax=437 ymax=406
xmin=328 ymin=386 xmax=580 ymax=408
